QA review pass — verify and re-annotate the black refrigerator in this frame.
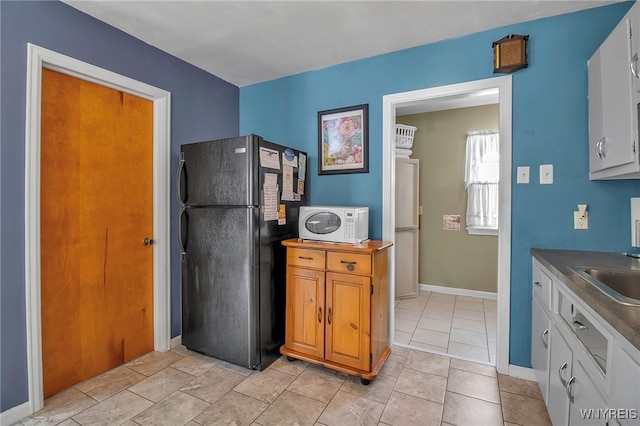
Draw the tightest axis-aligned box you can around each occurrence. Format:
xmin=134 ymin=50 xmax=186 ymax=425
xmin=178 ymin=134 xmax=308 ymax=370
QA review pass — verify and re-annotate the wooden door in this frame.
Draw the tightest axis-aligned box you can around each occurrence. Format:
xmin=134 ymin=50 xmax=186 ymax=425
xmin=284 ymin=266 xmax=325 ymax=359
xmin=40 ymin=68 xmax=154 ymax=398
xmin=325 ymin=272 xmax=370 ymax=371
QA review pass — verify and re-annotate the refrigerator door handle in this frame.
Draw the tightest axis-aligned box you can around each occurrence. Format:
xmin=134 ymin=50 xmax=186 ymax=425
xmin=178 ymin=208 xmax=188 ymax=256
xmin=177 ymin=152 xmax=186 ymax=204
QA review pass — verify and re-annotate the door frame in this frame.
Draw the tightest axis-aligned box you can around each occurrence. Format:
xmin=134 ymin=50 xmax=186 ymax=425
xmin=24 ymin=43 xmax=171 ymax=412
xmin=382 ymin=76 xmax=512 ymax=374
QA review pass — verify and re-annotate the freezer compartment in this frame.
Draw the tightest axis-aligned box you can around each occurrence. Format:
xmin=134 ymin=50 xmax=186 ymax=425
xmin=179 ymin=135 xmax=259 ymax=207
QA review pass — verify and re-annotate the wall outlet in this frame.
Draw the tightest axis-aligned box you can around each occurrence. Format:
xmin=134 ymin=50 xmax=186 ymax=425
xmin=574 ymin=211 xmax=588 ymax=229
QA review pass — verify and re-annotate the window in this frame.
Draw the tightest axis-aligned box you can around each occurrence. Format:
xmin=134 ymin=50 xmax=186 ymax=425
xmin=465 ymin=130 xmax=499 ymax=235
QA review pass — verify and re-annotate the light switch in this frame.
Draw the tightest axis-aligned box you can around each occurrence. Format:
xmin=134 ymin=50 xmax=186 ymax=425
xmin=517 ymin=166 xmax=530 ymax=184
xmin=540 ymin=164 xmax=554 ymax=184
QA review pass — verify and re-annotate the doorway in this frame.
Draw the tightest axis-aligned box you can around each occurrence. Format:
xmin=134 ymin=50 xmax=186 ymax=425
xmin=25 ymin=44 xmax=171 ymax=412
xmin=394 ymin=105 xmax=499 ymax=364
xmin=382 ymin=76 xmax=512 ymax=374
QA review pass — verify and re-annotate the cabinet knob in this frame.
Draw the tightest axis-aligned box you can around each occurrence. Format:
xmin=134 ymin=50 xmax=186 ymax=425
xmin=143 ymin=237 xmax=155 ymax=246
xmin=340 ymin=260 xmax=356 ymax=271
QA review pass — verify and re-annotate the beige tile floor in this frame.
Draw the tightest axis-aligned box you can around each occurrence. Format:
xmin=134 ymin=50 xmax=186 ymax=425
xmin=394 ymin=291 xmax=497 ymax=364
xmin=18 ymin=344 xmax=551 ymax=426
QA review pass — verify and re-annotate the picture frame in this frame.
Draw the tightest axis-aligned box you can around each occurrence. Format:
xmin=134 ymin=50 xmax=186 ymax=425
xmin=317 ymin=104 xmax=369 ymax=175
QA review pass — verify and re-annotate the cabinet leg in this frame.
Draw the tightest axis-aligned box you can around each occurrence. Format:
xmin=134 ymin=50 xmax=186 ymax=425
xmin=360 ymin=378 xmax=370 ymax=385
xmin=286 ymin=356 xmax=296 ymax=362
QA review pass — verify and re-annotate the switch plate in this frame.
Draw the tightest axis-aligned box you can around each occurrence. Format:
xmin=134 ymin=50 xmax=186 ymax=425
xmin=574 ymin=211 xmax=588 ymax=229
xmin=517 ymin=166 xmax=530 ymax=184
xmin=540 ymin=164 xmax=554 ymax=184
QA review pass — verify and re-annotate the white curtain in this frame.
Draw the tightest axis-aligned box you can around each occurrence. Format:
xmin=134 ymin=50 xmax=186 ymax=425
xmin=465 ymin=130 xmax=499 ymax=232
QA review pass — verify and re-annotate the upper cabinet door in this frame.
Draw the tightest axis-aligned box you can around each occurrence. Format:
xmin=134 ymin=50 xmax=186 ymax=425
xmin=588 ymin=14 xmax=637 ymax=177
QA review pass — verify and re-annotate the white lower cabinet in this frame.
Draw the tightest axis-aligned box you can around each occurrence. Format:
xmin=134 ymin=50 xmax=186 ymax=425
xmin=531 ymin=296 xmax=551 ymax=403
xmin=610 ymin=341 xmax=640 ymax=426
xmin=547 ymin=325 xmax=608 ymax=426
xmin=531 ymin=258 xmax=640 ymax=426
xmin=569 ymin=358 xmax=608 ymax=426
xmin=548 ymin=324 xmax=573 ymax=426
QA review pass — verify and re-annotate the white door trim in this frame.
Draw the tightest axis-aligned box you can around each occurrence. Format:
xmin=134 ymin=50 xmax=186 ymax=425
xmin=24 ymin=43 xmax=171 ymax=412
xmin=382 ymin=76 xmax=512 ymax=374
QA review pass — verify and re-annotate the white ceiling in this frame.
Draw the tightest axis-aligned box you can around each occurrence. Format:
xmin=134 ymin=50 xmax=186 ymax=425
xmin=63 ymin=0 xmax=619 ymax=88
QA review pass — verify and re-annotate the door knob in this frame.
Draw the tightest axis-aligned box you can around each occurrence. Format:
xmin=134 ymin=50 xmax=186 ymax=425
xmin=143 ymin=237 xmax=155 ymax=246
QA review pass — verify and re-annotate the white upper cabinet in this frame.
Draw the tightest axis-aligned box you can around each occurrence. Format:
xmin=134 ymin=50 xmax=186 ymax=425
xmin=588 ymin=3 xmax=640 ymax=179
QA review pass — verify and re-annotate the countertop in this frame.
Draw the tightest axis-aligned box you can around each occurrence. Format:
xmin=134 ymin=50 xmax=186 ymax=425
xmin=530 ymin=248 xmax=640 ymax=352
xmin=282 ymin=238 xmax=393 ymax=253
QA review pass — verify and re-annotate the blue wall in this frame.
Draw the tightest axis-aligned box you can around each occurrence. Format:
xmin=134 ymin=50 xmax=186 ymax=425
xmin=0 ymin=0 xmax=239 ymax=411
xmin=240 ymin=3 xmax=640 ymax=368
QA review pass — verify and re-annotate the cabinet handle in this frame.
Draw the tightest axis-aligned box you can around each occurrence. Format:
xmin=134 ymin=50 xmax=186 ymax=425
xmin=298 ymin=256 xmax=313 ymax=260
xmin=565 ymin=376 xmax=575 ymax=403
xmin=340 ymin=260 xmax=356 ymax=271
xmin=572 ymin=318 xmax=588 ymax=330
xmin=327 ymin=307 xmax=332 ymax=325
xmin=631 ymin=52 xmax=639 ymax=78
xmin=533 ymin=281 xmax=542 ymax=287
xmin=541 ymin=329 xmax=549 ymax=349
xmin=596 ymin=138 xmax=607 ymax=159
xmin=318 ymin=307 xmax=322 ymax=323
xmin=558 ymin=361 xmax=568 ymax=387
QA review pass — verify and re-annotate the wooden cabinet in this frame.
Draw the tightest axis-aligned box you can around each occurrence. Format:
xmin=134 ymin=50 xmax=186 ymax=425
xmin=281 ymin=238 xmax=392 ymax=384
xmin=588 ymin=2 xmax=640 ymax=179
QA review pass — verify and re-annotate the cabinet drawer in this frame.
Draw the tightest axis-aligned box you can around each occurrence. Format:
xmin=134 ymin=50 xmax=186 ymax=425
xmin=533 ymin=262 xmax=552 ymax=310
xmin=327 ymin=252 xmax=372 ymax=275
xmin=288 ymin=248 xmax=326 ymax=269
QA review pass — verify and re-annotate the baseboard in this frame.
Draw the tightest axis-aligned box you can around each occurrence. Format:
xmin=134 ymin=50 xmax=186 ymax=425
xmin=508 ymin=364 xmax=536 ymax=381
xmin=419 ymin=283 xmax=497 ymax=300
xmin=170 ymin=335 xmax=182 ymax=348
xmin=1 ymin=402 xmax=30 ymax=426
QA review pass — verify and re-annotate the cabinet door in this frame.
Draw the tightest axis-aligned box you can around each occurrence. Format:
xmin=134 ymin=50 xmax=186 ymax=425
xmin=610 ymin=343 xmax=640 ymax=426
xmin=569 ymin=358 xmax=607 ymax=425
xmin=325 ymin=272 xmax=371 ymax=371
xmin=632 ymin=3 xmax=640 ymax=96
xmin=548 ymin=325 xmax=573 ymax=426
xmin=588 ymin=15 xmax=636 ymax=174
xmin=285 ymin=266 xmax=325 ymax=358
xmin=531 ymin=298 xmax=551 ymax=403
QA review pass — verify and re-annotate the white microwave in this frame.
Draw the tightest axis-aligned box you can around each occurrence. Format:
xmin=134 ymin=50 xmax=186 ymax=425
xmin=299 ymin=206 xmax=369 ymax=244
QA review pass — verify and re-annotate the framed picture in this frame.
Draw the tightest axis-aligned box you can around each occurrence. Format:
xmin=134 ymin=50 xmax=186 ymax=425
xmin=318 ymin=104 xmax=369 ymax=175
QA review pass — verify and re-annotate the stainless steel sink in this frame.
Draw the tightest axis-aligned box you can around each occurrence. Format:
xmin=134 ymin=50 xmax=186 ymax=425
xmin=569 ymin=267 xmax=640 ymax=306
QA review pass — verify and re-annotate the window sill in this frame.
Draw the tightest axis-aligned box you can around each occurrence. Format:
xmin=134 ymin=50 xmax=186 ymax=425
xmin=467 ymin=227 xmax=498 ymax=236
